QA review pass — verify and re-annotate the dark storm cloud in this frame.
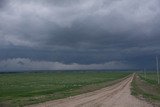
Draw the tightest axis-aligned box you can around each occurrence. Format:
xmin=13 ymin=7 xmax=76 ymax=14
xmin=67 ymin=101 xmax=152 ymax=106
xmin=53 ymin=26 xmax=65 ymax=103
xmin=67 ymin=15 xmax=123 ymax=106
xmin=0 ymin=0 xmax=6 ymax=7
xmin=0 ymin=0 xmax=160 ymax=70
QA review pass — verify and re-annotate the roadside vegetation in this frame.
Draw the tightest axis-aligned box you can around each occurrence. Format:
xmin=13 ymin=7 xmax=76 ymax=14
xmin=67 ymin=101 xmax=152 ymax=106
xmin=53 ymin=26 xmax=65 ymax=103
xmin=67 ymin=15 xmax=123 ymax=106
xmin=131 ymin=73 xmax=160 ymax=106
xmin=0 ymin=72 xmax=129 ymax=107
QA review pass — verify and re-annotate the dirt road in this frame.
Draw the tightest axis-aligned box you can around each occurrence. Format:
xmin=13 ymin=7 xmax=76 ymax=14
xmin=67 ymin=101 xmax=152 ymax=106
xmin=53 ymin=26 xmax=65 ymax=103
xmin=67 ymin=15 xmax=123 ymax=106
xmin=27 ymin=75 xmax=153 ymax=107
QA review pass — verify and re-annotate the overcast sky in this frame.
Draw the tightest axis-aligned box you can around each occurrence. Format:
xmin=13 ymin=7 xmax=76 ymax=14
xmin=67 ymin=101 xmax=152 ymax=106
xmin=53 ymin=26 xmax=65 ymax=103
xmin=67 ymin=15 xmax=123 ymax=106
xmin=0 ymin=0 xmax=160 ymax=71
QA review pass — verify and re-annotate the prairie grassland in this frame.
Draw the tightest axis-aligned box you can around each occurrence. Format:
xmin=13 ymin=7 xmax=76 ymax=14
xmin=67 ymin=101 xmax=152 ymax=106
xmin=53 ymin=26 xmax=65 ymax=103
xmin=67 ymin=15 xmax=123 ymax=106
xmin=0 ymin=72 xmax=129 ymax=107
xmin=140 ymin=73 xmax=160 ymax=85
xmin=131 ymin=73 xmax=160 ymax=106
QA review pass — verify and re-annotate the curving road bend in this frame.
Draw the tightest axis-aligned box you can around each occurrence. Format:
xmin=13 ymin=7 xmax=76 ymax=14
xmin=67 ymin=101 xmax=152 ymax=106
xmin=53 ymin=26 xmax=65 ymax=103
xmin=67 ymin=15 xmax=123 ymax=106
xmin=27 ymin=75 xmax=153 ymax=107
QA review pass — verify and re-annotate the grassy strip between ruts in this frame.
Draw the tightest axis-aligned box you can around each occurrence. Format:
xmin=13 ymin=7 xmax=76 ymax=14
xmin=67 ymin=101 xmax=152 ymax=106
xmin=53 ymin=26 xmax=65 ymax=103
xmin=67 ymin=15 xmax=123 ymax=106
xmin=131 ymin=74 xmax=160 ymax=107
xmin=0 ymin=72 xmax=130 ymax=107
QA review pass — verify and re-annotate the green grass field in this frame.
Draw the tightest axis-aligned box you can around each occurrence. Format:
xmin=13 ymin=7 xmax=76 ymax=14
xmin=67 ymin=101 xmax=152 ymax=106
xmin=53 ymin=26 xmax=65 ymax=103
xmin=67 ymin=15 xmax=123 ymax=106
xmin=140 ymin=73 xmax=160 ymax=85
xmin=131 ymin=73 xmax=160 ymax=106
xmin=0 ymin=72 xmax=129 ymax=107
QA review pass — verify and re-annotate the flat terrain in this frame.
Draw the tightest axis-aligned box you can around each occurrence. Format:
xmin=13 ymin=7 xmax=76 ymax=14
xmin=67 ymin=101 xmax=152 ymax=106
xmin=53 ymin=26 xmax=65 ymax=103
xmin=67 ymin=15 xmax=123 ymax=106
xmin=131 ymin=73 xmax=160 ymax=106
xmin=140 ymin=73 xmax=160 ymax=85
xmin=0 ymin=72 xmax=129 ymax=106
xmin=27 ymin=74 xmax=152 ymax=107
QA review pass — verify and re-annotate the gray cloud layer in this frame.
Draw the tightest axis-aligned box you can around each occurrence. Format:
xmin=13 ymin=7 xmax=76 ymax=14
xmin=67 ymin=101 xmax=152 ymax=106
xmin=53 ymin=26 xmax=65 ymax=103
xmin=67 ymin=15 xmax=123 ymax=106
xmin=0 ymin=0 xmax=160 ymax=70
xmin=0 ymin=58 xmax=131 ymax=71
